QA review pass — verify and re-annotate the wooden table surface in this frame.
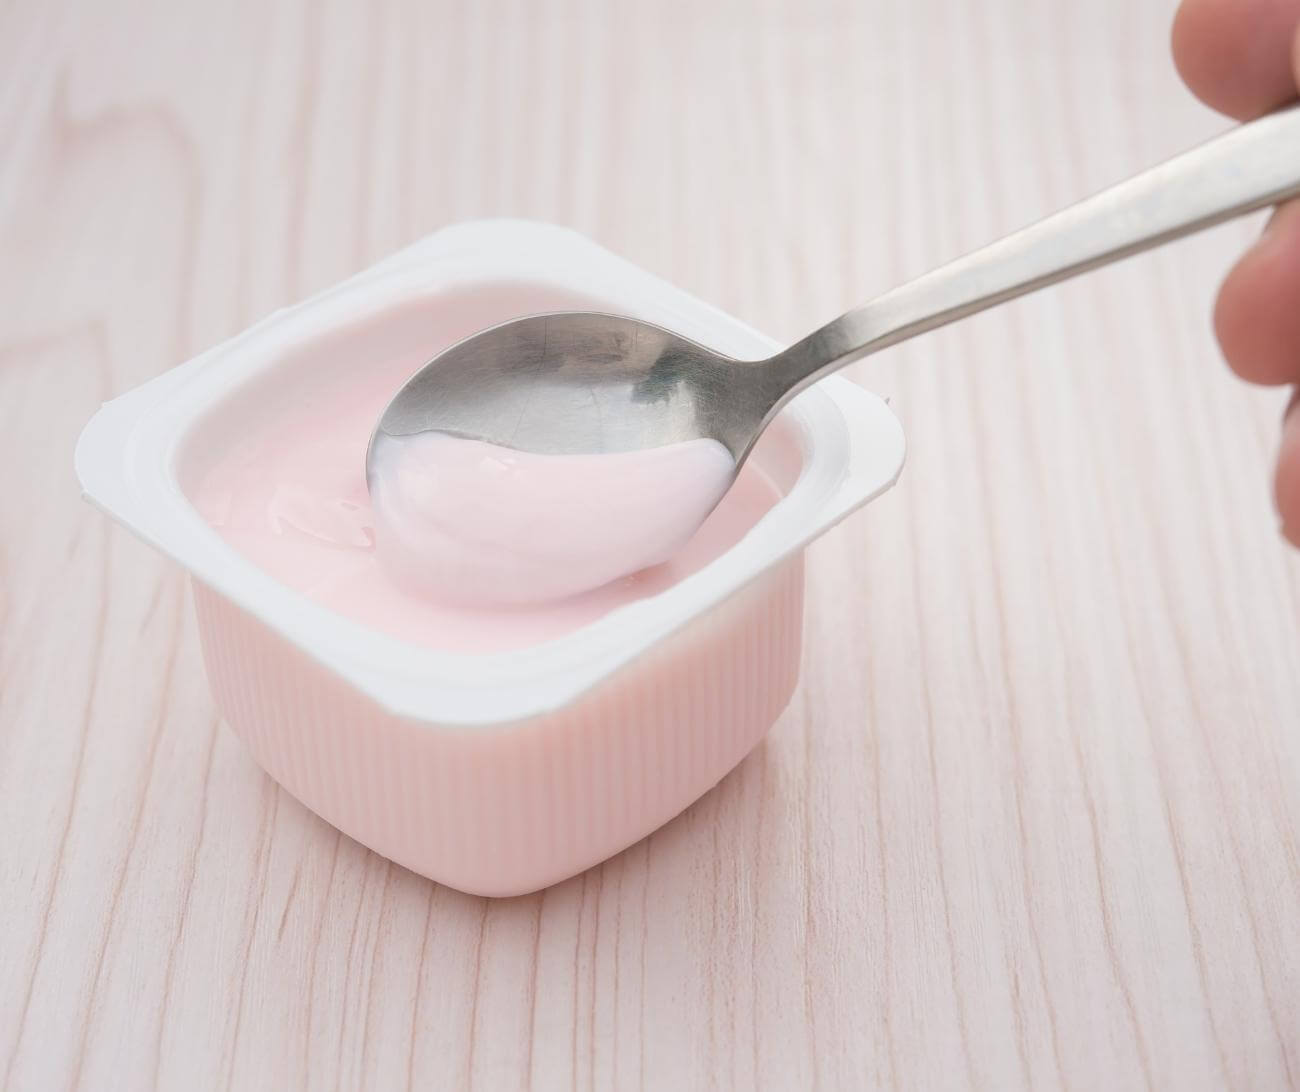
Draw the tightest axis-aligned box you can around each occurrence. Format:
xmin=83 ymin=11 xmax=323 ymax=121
xmin=3 ymin=1 xmax=1299 ymax=1089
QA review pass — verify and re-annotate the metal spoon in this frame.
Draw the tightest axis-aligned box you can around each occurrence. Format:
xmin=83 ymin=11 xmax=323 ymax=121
xmin=369 ymin=105 xmax=1300 ymax=483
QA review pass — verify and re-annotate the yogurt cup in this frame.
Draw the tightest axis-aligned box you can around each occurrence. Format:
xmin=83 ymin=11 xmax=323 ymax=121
xmin=74 ymin=220 xmax=906 ymax=896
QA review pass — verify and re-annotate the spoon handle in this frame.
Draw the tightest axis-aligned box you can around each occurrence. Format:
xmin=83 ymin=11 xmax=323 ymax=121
xmin=766 ymin=103 xmax=1300 ymax=406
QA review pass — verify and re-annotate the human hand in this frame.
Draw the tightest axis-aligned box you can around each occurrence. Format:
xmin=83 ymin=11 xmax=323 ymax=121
xmin=1173 ymin=0 xmax=1300 ymax=545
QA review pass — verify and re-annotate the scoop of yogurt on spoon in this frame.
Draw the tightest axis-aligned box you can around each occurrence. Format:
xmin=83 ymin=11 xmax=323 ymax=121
xmin=368 ymin=430 xmax=735 ymax=605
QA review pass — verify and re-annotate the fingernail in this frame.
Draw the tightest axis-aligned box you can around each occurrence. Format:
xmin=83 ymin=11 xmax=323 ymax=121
xmin=1262 ymin=198 xmax=1300 ymax=241
xmin=1262 ymin=206 xmax=1291 ymax=241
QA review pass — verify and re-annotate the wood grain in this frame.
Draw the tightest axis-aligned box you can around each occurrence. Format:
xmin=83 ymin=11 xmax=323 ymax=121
xmin=2 ymin=0 xmax=1298 ymax=1088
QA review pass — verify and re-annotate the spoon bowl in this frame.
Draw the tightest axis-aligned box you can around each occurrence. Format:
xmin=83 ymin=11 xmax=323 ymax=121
xmin=368 ymin=312 xmax=769 ymax=480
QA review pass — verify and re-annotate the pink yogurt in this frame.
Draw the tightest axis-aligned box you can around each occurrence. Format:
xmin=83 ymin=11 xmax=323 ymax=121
xmin=190 ymin=291 xmax=780 ymax=653
xmin=368 ymin=431 xmax=737 ymax=605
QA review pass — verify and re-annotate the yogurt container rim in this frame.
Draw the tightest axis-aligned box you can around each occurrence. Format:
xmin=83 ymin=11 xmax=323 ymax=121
xmin=74 ymin=219 xmax=906 ymax=727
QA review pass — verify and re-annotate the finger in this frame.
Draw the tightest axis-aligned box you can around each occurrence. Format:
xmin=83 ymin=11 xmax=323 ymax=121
xmin=1276 ymin=393 xmax=1300 ymax=544
xmin=1172 ymin=0 xmax=1300 ymax=119
xmin=1214 ymin=199 xmax=1300 ymax=386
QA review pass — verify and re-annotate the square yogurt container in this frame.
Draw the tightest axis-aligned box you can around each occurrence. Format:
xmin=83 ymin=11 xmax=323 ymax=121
xmin=75 ymin=220 xmax=905 ymax=896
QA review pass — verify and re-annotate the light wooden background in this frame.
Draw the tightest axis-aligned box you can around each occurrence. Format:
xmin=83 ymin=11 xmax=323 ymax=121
xmin=3 ymin=0 xmax=1299 ymax=1089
